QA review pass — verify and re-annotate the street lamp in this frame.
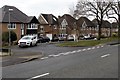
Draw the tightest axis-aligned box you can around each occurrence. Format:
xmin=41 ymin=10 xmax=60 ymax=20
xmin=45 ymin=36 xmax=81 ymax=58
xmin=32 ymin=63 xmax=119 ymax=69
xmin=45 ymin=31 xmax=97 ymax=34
xmin=8 ymin=8 xmax=13 ymax=55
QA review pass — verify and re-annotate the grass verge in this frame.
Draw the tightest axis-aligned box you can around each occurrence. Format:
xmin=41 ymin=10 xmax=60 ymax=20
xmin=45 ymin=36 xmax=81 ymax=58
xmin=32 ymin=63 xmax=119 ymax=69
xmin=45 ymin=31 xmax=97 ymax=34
xmin=57 ymin=37 xmax=118 ymax=47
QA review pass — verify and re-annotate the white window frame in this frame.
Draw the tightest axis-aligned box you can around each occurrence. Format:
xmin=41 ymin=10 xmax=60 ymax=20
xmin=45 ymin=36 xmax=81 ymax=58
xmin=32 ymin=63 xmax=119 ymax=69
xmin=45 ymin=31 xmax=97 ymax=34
xmin=8 ymin=23 xmax=16 ymax=29
xmin=40 ymin=26 xmax=44 ymax=32
xmin=27 ymin=23 xmax=38 ymax=29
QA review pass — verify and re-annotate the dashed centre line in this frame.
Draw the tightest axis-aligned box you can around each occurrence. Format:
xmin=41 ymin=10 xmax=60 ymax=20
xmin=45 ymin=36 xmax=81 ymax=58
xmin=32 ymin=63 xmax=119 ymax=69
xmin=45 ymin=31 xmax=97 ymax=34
xmin=101 ymin=54 xmax=110 ymax=58
xmin=41 ymin=45 xmax=105 ymax=60
xmin=41 ymin=57 xmax=49 ymax=60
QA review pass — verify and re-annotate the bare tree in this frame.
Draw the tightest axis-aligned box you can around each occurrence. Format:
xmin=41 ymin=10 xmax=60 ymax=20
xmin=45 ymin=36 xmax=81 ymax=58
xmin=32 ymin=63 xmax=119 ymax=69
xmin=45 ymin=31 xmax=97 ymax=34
xmin=74 ymin=0 xmax=113 ymax=40
xmin=106 ymin=1 xmax=120 ymax=37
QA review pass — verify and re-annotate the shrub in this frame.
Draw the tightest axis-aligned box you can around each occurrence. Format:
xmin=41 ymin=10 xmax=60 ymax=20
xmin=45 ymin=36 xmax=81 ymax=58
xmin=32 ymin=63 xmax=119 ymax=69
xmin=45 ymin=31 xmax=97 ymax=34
xmin=2 ymin=31 xmax=17 ymax=44
xmin=112 ymin=32 xmax=118 ymax=37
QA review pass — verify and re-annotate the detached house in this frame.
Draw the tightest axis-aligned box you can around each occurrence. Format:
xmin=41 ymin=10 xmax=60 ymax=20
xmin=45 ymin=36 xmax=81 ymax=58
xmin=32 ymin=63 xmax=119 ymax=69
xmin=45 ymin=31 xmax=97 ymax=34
xmin=58 ymin=14 xmax=78 ymax=41
xmin=112 ymin=22 xmax=118 ymax=33
xmin=0 ymin=5 xmax=39 ymax=40
xmin=38 ymin=14 xmax=59 ymax=40
xmin=92 ymin=19 xmax=112 ymax=37
xmin=77 ymin=17 xmax=95 ymax=36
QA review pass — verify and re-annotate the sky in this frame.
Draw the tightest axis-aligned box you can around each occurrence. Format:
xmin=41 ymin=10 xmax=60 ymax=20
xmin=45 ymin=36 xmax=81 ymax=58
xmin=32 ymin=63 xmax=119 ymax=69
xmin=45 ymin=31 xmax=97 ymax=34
xmin=0 ymin=0 xmax=78 ymax=18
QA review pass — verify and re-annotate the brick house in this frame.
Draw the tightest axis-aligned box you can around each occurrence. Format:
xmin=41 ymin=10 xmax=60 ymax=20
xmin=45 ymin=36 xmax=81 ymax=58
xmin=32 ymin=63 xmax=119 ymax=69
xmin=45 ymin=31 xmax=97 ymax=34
xmin=112 ymin=22 xmax=118 ymax=33
xmin=92 ymin=19 xmax=112 ymax=37
xmin=0 ymin=5 xmax=39 ymax=41
xmin=58 ymin=14 xmax=78 ymax=41
xmin=38 ymin=14 xmax=59 ymax=40
xmin=77 ymin=17 xmax=95 ymax=36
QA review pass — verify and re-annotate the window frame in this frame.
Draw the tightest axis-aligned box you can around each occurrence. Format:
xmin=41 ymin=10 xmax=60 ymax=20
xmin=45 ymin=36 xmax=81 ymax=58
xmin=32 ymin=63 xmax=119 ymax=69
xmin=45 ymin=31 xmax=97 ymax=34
xmin=8 ymin=23 xmax=16 ymax=29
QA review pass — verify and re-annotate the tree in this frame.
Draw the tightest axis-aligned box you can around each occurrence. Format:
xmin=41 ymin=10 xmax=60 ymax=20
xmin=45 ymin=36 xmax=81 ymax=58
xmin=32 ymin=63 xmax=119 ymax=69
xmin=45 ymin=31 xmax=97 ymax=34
xmin=2 ymin=31 xmax=17 ymax=44
xmin=106 ymin=1 xmax=120 ymax=37
xmin=74 ymin=0 xmax=113 ymax=40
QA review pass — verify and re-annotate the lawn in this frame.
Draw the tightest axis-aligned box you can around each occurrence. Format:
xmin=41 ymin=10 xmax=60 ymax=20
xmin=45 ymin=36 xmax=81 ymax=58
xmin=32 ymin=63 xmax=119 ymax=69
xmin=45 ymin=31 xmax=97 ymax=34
xmin=57 ymin=37 xmax=118 ymax=47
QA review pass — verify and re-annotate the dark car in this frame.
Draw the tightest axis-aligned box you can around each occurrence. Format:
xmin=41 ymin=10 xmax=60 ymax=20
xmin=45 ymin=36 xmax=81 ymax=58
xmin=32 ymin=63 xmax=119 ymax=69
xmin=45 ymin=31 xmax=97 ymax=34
xmin=51 ymin=37 xmax=59 ymax=42
xmin=37 ymin=36 xmax=50 ymax=43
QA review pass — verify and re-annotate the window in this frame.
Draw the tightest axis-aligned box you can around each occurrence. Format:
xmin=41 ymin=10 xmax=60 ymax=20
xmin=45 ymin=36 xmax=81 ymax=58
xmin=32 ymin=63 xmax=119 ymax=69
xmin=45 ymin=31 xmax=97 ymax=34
xmin=27 ymin=24 xmax=38 ymax=29
xmin=54 ymin=25 xmax=57 ymax=29
xmin=21 ymin=24 xmax=24 ymax=29
xmin=8 ymin=23 xmax=16 ymax=29
xmin=40 ymin=26 xmax=44 ymax=32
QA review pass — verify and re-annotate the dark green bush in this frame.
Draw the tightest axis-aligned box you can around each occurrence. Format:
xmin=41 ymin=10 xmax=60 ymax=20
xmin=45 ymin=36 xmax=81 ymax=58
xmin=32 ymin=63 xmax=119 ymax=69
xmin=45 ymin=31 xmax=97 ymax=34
xmin=2 ymin=31 xmax=17 ymax=44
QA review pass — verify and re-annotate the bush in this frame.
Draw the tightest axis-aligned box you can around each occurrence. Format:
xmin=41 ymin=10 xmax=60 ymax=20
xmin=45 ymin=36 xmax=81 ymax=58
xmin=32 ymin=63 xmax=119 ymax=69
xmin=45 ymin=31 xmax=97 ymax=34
xmin=2 ymin=31 xmax=17 ymax=44
xmin=112 ymin=32 xmax=118 ymax=37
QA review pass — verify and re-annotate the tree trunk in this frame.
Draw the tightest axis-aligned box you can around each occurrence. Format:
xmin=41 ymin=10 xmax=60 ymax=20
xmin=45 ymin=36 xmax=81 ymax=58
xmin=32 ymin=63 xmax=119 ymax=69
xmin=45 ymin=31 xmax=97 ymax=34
xmin=98 ymin=24 xmax=102 ymax=40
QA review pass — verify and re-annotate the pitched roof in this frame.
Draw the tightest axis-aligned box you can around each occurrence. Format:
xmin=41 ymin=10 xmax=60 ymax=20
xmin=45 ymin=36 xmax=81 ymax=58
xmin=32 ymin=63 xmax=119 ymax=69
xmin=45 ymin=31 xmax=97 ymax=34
xmin=92 ymin=19 xmax=111 ymax=28
xmin=38 ymin=14 xmax=58 ymax=25
xmin=27 ymin=16 xmax=39 ymax=23
xmin=77 ymin=17 xmax=95 ymax=27
xmin=1 ymin=5 xmax=39 ymax=24
xmin=58 ymin=14 xmax=77 ymax=30
xmin=112 ymin=22 xmax=118 ymax=28
xmin=1 ymin=5 xmax=29 ymax=23
xmin=58 ymin=14 xmax=76 ymax=26
xmin=101 ymin=20 xmax=111 ymax=28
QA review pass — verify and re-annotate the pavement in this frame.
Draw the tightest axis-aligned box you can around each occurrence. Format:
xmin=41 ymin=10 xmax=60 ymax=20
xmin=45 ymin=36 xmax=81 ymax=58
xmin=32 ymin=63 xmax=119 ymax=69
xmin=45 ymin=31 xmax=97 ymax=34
xmin=1 ymin=40 xmax=119 ymax=67
xmin=1 ymin=51 xmax=43 ymax=67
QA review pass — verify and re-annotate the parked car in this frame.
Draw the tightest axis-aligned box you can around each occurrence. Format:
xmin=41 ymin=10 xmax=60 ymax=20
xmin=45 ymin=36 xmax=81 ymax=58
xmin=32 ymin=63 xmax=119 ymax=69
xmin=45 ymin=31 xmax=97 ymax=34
xmin=78 ymin=35 xmax=84 ymax=40
xmin=18 ymin=35 xmax=38 ymax=47
xmin=37 ymin=36 xmax=50 ymax=43
xmin=67 ymin=35 xmax=74 ymax=41
xmin=51 ymin=37 xmax=59 ymax=42
xmin=83 ymin=34 xmax=96 ymax=40
xmin=78 ymin=34 xmax=96 ymax=40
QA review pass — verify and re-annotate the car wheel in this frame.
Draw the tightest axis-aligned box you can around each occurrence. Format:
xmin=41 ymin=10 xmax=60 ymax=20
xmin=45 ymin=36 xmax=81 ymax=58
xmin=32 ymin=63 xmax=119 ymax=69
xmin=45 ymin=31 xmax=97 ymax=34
xmin=19 ymin=45 xmax=22 ymax=48
xmin=35 ymin=42 xmax=37 ymax=46
xmin=30 ymin=42 xmax=33 ymax=47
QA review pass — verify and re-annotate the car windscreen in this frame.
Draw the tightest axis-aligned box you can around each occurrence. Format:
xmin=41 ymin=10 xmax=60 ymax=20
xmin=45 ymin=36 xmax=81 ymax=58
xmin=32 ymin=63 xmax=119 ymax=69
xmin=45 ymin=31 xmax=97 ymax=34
xmin=22 ymin=36 xmax=32 ymax=40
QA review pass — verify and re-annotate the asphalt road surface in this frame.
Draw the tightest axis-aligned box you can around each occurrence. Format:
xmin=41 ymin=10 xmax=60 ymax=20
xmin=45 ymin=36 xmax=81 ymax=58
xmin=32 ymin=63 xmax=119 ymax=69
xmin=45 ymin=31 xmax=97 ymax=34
xmin=11 ymin=43 xmax=86 ymax=56
xmin=2 ymin=44 xmax=118 ymax=79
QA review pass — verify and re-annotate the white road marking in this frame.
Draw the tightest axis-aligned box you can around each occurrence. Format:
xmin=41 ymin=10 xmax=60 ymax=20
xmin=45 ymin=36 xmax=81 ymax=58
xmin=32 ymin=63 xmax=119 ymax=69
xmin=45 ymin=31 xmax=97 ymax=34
xmin=52 ymin=54 xmax=61 ymax=57
xmin=63 ymin=53 xmax=70 ymax=55
xmin=101 ymin=45 xmax=104 ymax=47
xmin=48 ymin=54 xmax=54 ymax=57
xmin=76 ymin=50 xmax=81 ymax=52
xmin=87 ymin=48 xmax=91 ymax=50
xmin=27 ymin=73 xmax=50 ymax=80
xmin=91 ymin=47 xmax=95 ymax=49
xmin=97 ymin=46 xmax=100 ymax=48
xmin=41 ymin=57 xmax=48 ymax=60
xmin=82 ymin=49 xmax=86 ymax=51
xmin=41 ymin=46 xmax=104 ymax=60
xmin=101 ymin=54 xmax=110 ymax=58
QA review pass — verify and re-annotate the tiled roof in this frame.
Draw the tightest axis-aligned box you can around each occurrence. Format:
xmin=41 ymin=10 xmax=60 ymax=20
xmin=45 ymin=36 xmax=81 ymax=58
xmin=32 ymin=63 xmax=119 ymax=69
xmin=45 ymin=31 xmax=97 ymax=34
xmin=77 ymin=17 xmax=95 ymax=27
xmin=112 ymin=22 xmax=118 ymax=28
xmin=27 ymin=16 xmax=39 ymax=23
xmin=1 ymin=5 xmax=28 ymax=23
xmin=58 ymin=14 xmax=76 ymax=29
xmin=92 ymin=19 xmax=111 ymax=28
xmin=39 ymin=14 xmax=58 ymax=25
xmin=1 ymin=5 xmax=39 ymax=24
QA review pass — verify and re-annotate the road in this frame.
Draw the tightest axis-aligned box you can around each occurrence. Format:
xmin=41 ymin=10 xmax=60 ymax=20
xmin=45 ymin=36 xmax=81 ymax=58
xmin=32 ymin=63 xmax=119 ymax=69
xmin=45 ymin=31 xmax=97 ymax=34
xmin=2 ymin=44 xmax=118 ymax=79
xmin=11 ymin=43 xmax=85 ymax=56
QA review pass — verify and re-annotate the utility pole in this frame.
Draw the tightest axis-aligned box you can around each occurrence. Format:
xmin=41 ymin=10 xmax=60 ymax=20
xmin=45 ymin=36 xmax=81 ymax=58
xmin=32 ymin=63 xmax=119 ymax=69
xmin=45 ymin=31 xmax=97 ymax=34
xmin=8 ymin=8 xmax=13 ymax=55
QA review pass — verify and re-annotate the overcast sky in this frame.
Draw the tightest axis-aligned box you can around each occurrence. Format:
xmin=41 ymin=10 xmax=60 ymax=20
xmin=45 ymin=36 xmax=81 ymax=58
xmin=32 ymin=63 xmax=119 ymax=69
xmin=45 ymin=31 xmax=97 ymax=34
xmin=1 ymin=0 xmax=78 ymax=18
